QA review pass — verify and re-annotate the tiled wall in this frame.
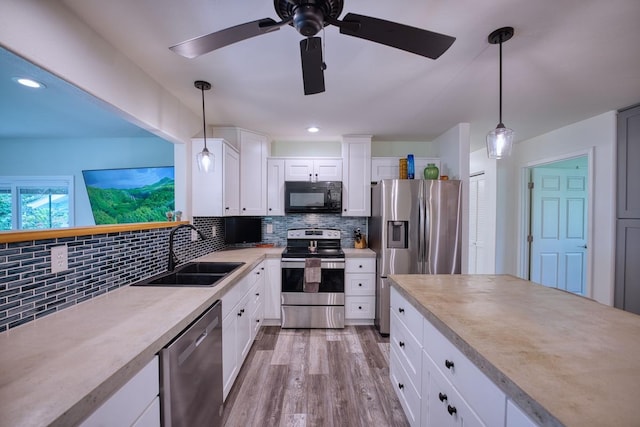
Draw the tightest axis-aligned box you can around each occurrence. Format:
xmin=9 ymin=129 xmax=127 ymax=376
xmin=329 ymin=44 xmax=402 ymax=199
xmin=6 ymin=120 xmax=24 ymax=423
xmin=261 ymin=214 xmax=368 ymax=248
xmin=0 ymin=214 xmax=368 ymax=332
xmin=0 ymin=217 xmax=224 ymax=332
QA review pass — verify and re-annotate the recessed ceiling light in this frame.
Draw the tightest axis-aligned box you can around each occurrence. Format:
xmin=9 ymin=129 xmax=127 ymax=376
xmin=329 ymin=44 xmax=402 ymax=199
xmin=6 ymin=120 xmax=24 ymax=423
xmin=307 ymin=126 xmax=319 ymax=133
xmin=13 ymin=77 xmax=46 ymax=89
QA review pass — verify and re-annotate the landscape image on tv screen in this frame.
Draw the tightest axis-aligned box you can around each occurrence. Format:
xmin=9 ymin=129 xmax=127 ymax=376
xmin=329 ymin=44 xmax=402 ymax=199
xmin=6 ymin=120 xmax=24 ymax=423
xmin=82 ymin=166 xmax=174 ymax=225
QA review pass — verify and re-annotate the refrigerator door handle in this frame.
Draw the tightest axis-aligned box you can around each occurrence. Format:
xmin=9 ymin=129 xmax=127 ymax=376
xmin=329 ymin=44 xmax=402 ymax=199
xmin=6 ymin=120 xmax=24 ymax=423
xmin=418 ymin=196 xmax=426 ymax=274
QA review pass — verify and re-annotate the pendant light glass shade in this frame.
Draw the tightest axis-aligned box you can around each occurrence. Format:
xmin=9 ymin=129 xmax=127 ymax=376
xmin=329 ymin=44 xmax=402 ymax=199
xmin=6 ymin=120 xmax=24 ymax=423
xmin=194 ymin=80 xmax=214 ymax=173
xmin=486 ymin=123 xmax=514 ymax=159
xmin=196 ymin=146 xmax=214 ymax=172
xmin=486 ymin=27 xmax=515 ymax=160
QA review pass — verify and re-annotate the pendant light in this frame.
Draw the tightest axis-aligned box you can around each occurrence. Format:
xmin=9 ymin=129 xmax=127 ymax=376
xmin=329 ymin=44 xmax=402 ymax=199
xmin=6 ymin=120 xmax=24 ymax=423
xmin=195 ymin=80 xmax=214 ymax=172
xmin=486 ymin=27 xmax=515 ymax=159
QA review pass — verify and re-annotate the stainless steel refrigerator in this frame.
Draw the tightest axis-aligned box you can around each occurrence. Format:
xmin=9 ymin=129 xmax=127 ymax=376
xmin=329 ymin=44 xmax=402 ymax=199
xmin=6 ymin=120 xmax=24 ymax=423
xmin=370 ymin=179 xmax=462 ymax=335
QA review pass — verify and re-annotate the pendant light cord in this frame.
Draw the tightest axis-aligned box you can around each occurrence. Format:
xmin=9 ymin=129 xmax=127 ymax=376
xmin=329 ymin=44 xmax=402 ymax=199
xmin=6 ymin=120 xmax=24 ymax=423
xmin=200 ymin=86 xmax=207 ymax=149
xmin=499 ymin=38 xmax=503 ymax=125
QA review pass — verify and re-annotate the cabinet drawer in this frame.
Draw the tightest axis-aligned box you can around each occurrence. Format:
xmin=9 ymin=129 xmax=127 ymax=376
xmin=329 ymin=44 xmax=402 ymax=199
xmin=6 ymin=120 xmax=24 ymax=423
xmin=390 ymin=345 xmax=421 ymax=426
xmin=345 ymin=273 xmax=375 ymax=295
xmin=345 ymin=257 xmax=376 ymax=273
xmin=390 ymin=309 xmax=422 ymax=386
xmin=390 ymin=286 xmax=423 ymax=342
xmin=423 ymin=351 xmax=485 ymax=427
xmin=506 ymin=399 xmax=538 ymax=427
xmin=345 ymin=296 xmax=375 ymax=319
xmin=423 ymin=318 xmax=505 ymax=427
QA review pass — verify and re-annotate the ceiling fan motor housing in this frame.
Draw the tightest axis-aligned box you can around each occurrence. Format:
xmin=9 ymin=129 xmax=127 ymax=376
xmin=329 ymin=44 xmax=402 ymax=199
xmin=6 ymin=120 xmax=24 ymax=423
xmin=275 ymin=0 xmax=344 ymax=36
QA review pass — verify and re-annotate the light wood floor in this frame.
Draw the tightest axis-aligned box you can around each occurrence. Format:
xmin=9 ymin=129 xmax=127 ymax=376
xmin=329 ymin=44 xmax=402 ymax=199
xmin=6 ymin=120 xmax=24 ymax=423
xmin=222 ymin=326 xmax=409 ymax=427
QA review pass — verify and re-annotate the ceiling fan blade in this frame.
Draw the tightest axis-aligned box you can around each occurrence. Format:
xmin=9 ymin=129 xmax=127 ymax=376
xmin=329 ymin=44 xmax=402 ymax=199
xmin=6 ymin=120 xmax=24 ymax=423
xmin=170 ymin=18 xmax=282 ymax=58
xmin=337 ymin=13 xmax=455 ymax=60
xmin=300 ymin=37 xmax=325 ymax=95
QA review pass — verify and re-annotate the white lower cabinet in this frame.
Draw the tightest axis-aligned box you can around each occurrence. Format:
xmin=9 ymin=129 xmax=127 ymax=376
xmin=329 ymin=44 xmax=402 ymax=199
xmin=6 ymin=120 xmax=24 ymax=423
xmin=80 ymin=357 xmax=159 ymax=427
xmin=222 ymin=261 xmax=265 ymax=400
xmin=344 ymin=258 xmax=376 ymax=323
xmin=506 ymin=400 xmax=538 ymax=427
xmin=390 ymin=286 xmax=511 ymax=427
xmin=423 ymin=351 xmax=484 ymax=427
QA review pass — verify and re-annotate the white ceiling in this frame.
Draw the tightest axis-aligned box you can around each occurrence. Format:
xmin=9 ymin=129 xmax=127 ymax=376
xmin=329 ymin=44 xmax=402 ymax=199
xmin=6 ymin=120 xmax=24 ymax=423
xmin=4 ymin=0 xmax=640 ymax=151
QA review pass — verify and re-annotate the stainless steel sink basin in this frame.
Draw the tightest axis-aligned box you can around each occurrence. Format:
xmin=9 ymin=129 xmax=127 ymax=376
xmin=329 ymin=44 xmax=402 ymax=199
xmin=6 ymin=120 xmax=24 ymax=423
xmin=132 ymin=261 xmax=245 ymax=287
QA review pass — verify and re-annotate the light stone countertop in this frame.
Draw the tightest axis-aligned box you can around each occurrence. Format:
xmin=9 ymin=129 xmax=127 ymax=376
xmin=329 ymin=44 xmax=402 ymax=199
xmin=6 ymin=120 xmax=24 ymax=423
xmin=0 ymin=248 xmax=282 ymax=427
xmin=388 ymin=274 xmax=640 ymax=427
xmin=341 ymin=248 xmax=375 ymax=258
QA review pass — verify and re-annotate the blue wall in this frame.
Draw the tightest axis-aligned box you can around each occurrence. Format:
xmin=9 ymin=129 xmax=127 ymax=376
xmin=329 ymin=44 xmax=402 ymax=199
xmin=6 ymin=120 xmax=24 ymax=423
xmin=0 ymin=137 xmax=174 ymax=225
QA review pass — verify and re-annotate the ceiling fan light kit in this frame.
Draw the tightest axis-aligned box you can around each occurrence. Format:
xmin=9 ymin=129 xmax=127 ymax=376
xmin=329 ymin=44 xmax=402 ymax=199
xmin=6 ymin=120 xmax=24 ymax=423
xmin=170 ymin=0 xmax=456 ymax=95
xmin=195 ymin=80 xmax=214 ymax=173
xmin=486 ymin=26 xmax=515 ymax=159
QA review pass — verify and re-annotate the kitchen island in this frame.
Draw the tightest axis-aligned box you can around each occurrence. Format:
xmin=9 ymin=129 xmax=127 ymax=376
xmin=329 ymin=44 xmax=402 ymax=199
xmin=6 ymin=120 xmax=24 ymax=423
xmin=389 ymin=274 xmax=640 ymax=427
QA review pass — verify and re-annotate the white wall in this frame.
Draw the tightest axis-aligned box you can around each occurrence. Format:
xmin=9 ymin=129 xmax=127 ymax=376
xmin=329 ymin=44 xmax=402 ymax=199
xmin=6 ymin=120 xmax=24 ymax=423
xmin=497 ymin=111 xmax=617 ymax=305
xmin=0 ymin=0 xmax=199 ymax=145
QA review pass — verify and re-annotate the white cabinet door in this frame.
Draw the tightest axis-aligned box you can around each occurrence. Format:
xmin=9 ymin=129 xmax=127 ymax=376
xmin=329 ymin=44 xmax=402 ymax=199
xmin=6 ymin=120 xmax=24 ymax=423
xmin=506 ymin=400 xmax=538 ymax=427
xmin=314 ymin=159 xmax=342 ymax=181
xmin=263 ymin=258 xmax=281 ymax=321
xmin=240 ymin=130 xmax=268 ymax=216
xmin=223 ymin=145 xmax=240 ymax=216
xmin=342 ymin=137 xmax=371 ymax=216
xmin=222 ymin=311 xmax=238 ymax=400
xmin=284 ymin=158 xmax=342 ymax=181
xmin=285 ymin=158 xmax=314 ymax=181
xmin=192 ymin=138 xmax=238 ymax=217
xmin=267 ymin=158 xmax=285 ymax=216
xmin=80 ymin=357 xmax=159 ymax=427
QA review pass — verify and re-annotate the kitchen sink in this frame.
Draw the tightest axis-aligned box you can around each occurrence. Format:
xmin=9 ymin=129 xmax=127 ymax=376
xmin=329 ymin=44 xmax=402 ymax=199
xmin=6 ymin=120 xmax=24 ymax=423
xmin=132 ymin=261 xmax=245 ymax=287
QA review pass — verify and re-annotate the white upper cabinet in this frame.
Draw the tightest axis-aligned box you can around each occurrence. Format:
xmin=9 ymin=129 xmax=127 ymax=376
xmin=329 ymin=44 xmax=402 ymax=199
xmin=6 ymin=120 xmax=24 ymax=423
xmin=191 ymin=138 xmax=240 ymax=217
xmin=239 ymin=130 xmax=268 ymax=216
xmin=284 ymin=158 xmax=342 ymax=182
xmin=267 ymin=158 xmax=285 ymax=216
xmin=213 ymin=127 xmax=269 ymax=216
xmin=342 ymin=136 xmax=371 ymax=217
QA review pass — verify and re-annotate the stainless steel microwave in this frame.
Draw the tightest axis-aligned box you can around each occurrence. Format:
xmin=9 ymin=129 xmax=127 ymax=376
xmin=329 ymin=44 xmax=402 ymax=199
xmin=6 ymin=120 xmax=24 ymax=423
xmin=284 ymin=181 xmax=342 ymax=213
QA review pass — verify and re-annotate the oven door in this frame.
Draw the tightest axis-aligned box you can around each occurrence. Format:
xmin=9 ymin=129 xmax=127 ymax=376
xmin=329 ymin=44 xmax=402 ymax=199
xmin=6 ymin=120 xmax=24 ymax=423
xmin=281 ymin=259 xmax=345 ymax=305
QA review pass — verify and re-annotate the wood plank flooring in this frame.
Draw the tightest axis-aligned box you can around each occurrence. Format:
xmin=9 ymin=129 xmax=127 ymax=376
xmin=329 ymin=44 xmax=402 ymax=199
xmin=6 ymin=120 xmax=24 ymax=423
xmin=222 ymin=326 xmax=409 ymax=427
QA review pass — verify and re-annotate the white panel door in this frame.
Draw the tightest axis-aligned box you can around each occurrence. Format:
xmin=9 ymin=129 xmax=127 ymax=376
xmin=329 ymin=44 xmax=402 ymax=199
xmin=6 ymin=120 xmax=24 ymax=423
xmin=468 ymin=174 xmax=488 ymax=274
xmin=530 ymin=167 xmax=587 ymax=294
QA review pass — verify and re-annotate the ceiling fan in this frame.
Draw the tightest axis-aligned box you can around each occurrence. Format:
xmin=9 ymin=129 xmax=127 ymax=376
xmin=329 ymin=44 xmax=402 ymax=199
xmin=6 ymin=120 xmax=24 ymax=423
xmin=170 ymin=0 xmax=455 ymax=95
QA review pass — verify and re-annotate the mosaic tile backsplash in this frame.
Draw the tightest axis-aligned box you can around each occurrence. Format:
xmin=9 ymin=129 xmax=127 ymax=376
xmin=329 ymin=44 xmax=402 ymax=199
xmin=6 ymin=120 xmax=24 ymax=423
xmin=0 ymin=214 xmax=367 ymax=332
xmin=0 ymin=217 xmax=224 ymax=332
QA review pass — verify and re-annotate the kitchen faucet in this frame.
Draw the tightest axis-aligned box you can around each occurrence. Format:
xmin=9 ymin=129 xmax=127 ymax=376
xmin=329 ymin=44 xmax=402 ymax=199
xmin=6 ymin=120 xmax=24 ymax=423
xmin=167 ymin=224 xmax=207 ymax=271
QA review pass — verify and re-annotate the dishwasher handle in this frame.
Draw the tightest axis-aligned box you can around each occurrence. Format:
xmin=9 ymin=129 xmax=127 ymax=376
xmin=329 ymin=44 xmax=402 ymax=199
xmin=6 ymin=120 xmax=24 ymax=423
xmin=177 ymin=315 xmax=219 ymax=367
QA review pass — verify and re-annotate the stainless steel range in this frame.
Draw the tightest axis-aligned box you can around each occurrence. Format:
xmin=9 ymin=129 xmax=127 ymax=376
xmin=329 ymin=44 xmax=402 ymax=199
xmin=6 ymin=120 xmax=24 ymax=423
xmin=281 ymin=228 xmax=345 ymax=328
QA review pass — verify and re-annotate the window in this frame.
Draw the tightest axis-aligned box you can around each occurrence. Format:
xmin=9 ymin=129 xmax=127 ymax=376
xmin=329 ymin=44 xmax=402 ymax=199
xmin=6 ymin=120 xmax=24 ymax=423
xmin=0 ymin=177 xmax=74 ymax=231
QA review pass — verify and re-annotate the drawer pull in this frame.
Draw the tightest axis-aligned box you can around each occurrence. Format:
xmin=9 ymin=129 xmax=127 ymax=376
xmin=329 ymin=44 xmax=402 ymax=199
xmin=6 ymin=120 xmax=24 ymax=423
xmin=358 ymin=283 xmax=363 ymax=287
xmin=438 ymin=392 xmax=447 ymax=402
xmin=398 ymin=307 xmax=405 ymax=314
xmin=240 ymin=309 xmax=245 ymax=313
xmin=445 ymin=359 xmax=455 ymax=369
xmin=237 ymin=312 xmax=242 ymax=317
xmin=255 ymin=293 xmax=260 ymax=296
xmin=398 ymin=383 xmax=404 ymax=390
xmin=447 ymin=405 xmax=457 ymax=416
xmin=358 ymin=306 xmax=362 ymax=310
xmin=398 ymin=341 xmax=405 ymax=348
xmin=256 ymin=319 xmax=260 ymax=323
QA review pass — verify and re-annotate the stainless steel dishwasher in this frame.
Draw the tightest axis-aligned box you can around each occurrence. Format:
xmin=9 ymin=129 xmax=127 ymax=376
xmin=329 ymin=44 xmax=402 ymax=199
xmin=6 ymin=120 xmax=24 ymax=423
xmin=160 ymin=300 xmax=222 ymax=427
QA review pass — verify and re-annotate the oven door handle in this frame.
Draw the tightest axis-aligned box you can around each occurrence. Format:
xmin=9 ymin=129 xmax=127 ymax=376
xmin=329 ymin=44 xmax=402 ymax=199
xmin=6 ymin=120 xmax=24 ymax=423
xmin=281 ymin=259 xmax=345 ymax=269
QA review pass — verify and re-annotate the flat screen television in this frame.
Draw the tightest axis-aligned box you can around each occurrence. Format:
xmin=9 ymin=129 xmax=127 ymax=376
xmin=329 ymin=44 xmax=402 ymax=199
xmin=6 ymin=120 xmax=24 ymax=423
xmin=224 ymin=217 xmax=262 ymax=244
xmin=82 ymin=166 xmax=174 ymax=225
